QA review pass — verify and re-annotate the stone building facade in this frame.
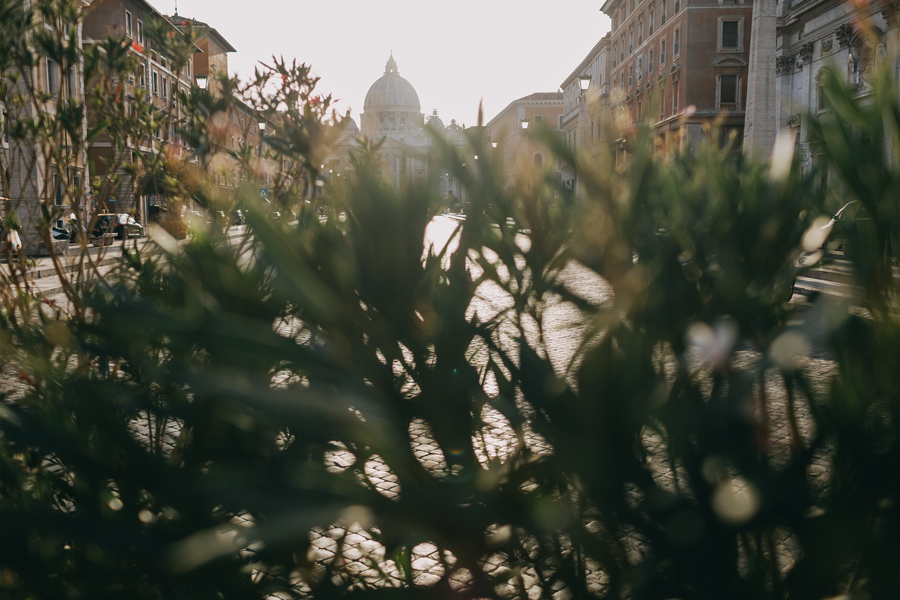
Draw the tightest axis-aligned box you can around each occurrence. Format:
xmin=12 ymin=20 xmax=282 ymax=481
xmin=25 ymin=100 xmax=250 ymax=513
xmin=560 ymin=33 xmax=612 ymax=193
xmin=324 ymin=55 xmax=471 ymax=204
xmin=1 ymin=0 xmax=90 ymax=254
xmin=773 ymin=0 xmax=899 ymax=170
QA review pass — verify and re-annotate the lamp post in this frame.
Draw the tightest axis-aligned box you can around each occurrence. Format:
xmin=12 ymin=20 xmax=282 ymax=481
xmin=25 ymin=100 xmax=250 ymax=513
xmin=575 ymin=74 xmax=591 ymax=196
xmin=192 ymin=73 xmax=211 ymax=220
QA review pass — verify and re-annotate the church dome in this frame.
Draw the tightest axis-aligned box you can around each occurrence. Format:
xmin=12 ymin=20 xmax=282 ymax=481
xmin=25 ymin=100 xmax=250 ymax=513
xmin=426 ymin=109 xmax=445 ymax=131
xmin=364 ymin=54 xmax=421 ymax=111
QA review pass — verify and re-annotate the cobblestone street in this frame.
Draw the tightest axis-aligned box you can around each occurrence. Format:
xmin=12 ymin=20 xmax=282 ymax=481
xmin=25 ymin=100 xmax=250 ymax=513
xmin=0 ymin=216 xmax=853 ymax=596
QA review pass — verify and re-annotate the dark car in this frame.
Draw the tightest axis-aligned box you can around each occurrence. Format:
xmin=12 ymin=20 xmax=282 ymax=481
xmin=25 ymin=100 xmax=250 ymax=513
xmin=93 ymin=213 xmax=143 ymax=241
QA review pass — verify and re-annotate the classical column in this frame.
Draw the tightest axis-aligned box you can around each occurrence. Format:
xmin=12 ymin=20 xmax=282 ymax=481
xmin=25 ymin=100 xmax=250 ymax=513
xmin=742 ymin=0 xmax=778 ymax=161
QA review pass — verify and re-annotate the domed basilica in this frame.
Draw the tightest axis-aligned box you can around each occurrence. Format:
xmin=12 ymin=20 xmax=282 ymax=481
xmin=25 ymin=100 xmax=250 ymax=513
xmin=326 ymin=54 xmax=466 ymax=196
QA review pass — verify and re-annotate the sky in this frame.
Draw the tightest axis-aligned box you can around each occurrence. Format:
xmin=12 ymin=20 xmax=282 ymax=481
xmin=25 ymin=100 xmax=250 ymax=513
xmin=151 ymin=1 xmax=611 ymax=127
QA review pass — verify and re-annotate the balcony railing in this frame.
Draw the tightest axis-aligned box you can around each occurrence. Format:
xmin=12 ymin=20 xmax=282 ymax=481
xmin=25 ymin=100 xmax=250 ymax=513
xmin=719 ymin=102 xmax=738 ymax=111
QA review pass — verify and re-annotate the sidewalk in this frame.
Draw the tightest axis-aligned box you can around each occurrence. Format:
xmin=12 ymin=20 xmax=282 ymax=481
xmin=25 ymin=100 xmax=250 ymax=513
xmin=1 ymin=225 xmax=249 ymax=298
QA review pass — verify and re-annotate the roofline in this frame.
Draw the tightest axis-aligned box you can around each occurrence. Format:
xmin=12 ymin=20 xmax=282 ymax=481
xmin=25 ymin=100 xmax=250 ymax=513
xmin=168 ymin=17 xmax=237 ymax=53
xmin=202 ymin=26 xmax=237 ymax=54
xmin=561 ymin=32 xmax=611 ymax=89
xmin=85 ymin=0 xmax=203 ymax=54
xmin=600 ymin=0 xmax=616 ymax=15
xmin=484 ymin=93 xmax=563 ymax=128
xmin=89 ymin=0 xmax=172 ymax=32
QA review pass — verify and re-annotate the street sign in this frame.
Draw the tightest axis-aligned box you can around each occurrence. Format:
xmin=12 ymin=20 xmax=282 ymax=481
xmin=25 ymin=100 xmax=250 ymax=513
xmin=259 ymin=187 xmax=268 ymax=199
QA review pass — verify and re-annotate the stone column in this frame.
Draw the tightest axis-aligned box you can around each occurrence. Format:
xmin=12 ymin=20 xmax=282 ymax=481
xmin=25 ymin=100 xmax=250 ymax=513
xmin=743 ymin=0 xmax=778 ymax=161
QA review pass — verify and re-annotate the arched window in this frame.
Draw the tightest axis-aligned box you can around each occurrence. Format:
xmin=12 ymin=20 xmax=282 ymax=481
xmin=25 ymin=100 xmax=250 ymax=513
xmin=534 ymin=153 xmax=543 ymax=169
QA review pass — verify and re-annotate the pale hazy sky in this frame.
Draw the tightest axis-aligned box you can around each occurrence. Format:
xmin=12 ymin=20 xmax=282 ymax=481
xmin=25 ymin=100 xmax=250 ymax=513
xmin=152 ymin=1 xmax=611 ymax=126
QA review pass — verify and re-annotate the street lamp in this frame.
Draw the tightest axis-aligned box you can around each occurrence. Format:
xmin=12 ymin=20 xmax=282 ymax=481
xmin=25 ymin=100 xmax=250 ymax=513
xmin=579 ymin=74 xmax=592 ymax=97
xmin=194 ymin=74 xmax=209 ymax=90
xmin=258 ymin=119 xmax=266 ymax=133
xmin=520 ymin=118 xmax=529 ymax=130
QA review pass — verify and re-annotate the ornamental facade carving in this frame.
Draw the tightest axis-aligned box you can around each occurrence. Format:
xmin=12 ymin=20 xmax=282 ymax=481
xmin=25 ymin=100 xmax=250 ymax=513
xmin=776 ymin=54 xmax=796 ymax=75
xmin=836 ymin=24 xmax=854 ymax=48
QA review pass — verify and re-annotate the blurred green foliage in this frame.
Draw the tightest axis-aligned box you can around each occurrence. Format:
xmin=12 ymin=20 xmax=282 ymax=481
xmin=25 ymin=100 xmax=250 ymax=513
xmin=2 ymin=2 xmax=900 ymax=599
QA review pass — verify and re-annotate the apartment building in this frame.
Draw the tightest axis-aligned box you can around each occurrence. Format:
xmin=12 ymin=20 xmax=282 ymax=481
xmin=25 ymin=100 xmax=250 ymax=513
xmin=602 ymin=0 xmax=753 ymax=154
xmin=170 ymin=17 xmax=276 ymax=198
xmin=83 ymin=0 xmax=197 ymax=222
xmin=484 ymin=92 xmax=564 ymax=189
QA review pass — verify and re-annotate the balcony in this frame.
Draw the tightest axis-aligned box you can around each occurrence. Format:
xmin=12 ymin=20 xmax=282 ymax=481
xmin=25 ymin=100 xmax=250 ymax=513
xmin=719 ymin=102 xmax=738 ymax=111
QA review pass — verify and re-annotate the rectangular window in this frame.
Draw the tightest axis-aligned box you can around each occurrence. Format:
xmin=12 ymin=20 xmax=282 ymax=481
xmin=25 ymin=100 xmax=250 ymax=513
xmin=534 ymin=114 xmax=543 ymax=127
xmin=125 ymin=10 xmax=133 ymax=37
xmin=152 ymin=71 xmax=158 ymax=95
xmin=650 ymin=10 xmax=654 ymax=35
xmin=722 ymin=21 xmax=739 ymax=49
xmin=620 ymin=72 xmax=624 ymax=90
xmin=629 ymin=66 xmax=633 ymax=87
xmin=638 ymin=57 xmax=643 ymax=81
xmin=661 ymin=0 xmax=666 ymax=24
xmin=162 ymin=77 xmax=167 ymax=99
xmin=674 ymin=28 xmax=680 ymax=56
xmin=67 ymin=67 xmax=77 ymax=98
xmin=46 ymin=59 xmax=58 ymax=96
xmin=139 ymin=65 xmax=145 ymax=88
xmin=661 ymin=39 xmax=666 ymax=64
xmin=52 ymin=171 xmax=63 ymax=205
xmin=649 ymin=50 xmax=654 ymax=74
xmin=673 ymin=82 xmax=679 ymax=114
xmin=2 ymin=111 xmax=8 ymax=145
xmin=137 ymin=19 xmax=144 ymax=45
xmin=720 ymin=74 xmax=737 ymax=108
xmin=674 ymin=0 xmax=680 ymax=12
